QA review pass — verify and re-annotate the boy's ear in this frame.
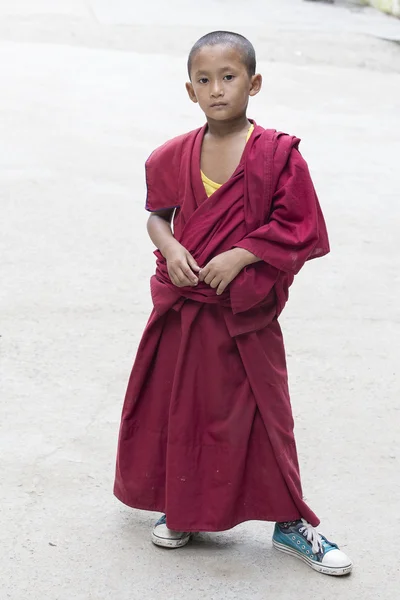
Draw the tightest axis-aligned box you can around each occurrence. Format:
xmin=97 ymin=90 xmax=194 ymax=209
xmin=249 ymin=74 xmax=262 ymax=97
xmin=186 ymin=82 xmax=198 ymax=103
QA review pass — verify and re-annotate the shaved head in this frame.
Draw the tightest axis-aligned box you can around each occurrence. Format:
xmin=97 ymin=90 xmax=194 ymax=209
xmin=187 ymin=31 xmax=256 ymax=79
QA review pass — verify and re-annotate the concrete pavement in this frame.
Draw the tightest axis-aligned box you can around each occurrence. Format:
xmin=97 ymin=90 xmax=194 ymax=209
xmin=1 ymin=1 xmax=400 ymax=599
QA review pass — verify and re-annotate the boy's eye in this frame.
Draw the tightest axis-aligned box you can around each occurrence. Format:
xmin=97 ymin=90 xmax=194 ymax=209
xmin=199 ymin=78 xmax=209 ymax=84
xmin=224 ymin=75 xmax=234 ymax=81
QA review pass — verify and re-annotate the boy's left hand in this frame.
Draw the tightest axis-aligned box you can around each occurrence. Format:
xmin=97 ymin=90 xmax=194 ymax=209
xmin=199 ymin=248 xmax=257 ymax=296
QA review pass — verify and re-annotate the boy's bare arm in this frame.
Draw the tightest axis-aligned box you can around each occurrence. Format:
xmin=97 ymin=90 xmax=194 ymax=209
xmin=147 ymin=211 xmax=200 ymax=287
xmin=147 ymin=209 xmax=177 ymax=256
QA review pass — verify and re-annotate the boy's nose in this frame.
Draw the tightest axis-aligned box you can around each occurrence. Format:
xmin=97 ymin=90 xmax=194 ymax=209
xmin=210 ymin=82 xmax=224 ymax=97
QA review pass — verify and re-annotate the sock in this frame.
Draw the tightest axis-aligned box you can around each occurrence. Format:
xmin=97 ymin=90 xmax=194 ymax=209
xmin=278 ymin=520 xmax=302 ymax=529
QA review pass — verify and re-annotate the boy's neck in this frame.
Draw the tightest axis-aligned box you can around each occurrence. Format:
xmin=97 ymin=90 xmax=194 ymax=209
xmin=205 ymin=114 xmax=251 ymax=138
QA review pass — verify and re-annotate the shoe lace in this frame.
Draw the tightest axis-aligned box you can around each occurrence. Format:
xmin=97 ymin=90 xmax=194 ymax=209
xmin=298 ymin=519 xmax=323 ymax=554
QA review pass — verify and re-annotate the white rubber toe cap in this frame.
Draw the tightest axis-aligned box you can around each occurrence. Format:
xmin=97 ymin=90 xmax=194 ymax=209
xmin=153 ymin=523 xmax=189 ymax=540
xmin=322 ymin=549 xmax=353 ymax=569
xmin=151 ymin=523 xmax=191 ymax=548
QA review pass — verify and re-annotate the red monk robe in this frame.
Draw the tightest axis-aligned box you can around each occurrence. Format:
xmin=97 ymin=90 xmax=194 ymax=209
xmin=114 ymin=122 xmax=330 ymax=532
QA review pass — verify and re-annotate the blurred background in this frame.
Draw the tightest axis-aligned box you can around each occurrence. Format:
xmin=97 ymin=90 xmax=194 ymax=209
xmin=1 ymin=1 xmax=399 ymax=599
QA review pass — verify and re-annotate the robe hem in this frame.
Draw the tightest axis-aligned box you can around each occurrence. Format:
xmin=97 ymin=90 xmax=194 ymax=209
xmin=114 ymin=490 xmax=320 ymax=531
xmin=146 ymin=203 xmax=180 ymax=212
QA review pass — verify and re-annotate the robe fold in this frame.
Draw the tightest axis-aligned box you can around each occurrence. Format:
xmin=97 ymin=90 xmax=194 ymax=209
xmin=114 ymin=122 xmax=330 ymax=531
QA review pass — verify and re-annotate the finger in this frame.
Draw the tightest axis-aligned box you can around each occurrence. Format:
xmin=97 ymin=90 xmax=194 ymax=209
xmin=178 ymin=267 xmax=197 ymax=287
xmin=170 ymin=268 xmax=186 ymax=287
xmin=204 ymin=271 xmax=215 ymax=285
xmin=216 ymin=280 xmax=227 ymax=296
xmin=168 ymin=268 xmax=178 ymax=285
xmin=182 ymin=264 xmax=198 ymax=285
xmin=209 ymin=276 xmax=221 ymax=290
xmin=187 ymin=254 xmax=201 ymax=273
xmin=169 ymin=273 xmax=180 ymax=287
xmin=169 ymin=273 xmax=181 ymax=287
xmin=198 ymin=266 xmax=209 ymax=283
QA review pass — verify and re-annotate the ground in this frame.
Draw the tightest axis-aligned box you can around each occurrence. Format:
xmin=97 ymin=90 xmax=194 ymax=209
xmin=1 ymin=1 xmax=400 ymax=599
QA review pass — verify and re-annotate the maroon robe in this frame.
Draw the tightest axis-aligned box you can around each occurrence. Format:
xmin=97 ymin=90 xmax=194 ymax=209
xmin=114 ymin=122 xmax=329 ymax=532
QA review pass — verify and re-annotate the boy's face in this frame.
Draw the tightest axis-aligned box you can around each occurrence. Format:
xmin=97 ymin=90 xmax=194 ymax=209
xmin=186 ymin=44 xmax=262 ymax=122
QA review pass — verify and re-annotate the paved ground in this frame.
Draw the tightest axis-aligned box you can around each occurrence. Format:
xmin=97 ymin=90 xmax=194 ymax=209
xmin=1 ymin=1 xmax=399 ymax=599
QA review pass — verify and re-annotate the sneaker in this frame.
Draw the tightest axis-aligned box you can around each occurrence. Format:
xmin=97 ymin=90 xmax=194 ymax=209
xmin=272 ymin=519 xmax=353 ymax=576
xmin=151 ymin=515 xmax=191 ymax=549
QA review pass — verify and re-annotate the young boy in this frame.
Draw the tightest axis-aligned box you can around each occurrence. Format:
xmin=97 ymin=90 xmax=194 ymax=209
xmin=114 ymin=31 xmax=352 ymax=576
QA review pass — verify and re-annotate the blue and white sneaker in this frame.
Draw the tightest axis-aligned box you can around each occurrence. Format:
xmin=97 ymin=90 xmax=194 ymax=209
xmin=273 ymin=519 xmax=353 ymax=576
xmin=151 ymin=515 xmax=191 ymax=549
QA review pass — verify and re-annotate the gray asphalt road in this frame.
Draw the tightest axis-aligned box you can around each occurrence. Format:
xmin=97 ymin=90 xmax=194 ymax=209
xmin=1 ymin=1 xmax=399 ymax=599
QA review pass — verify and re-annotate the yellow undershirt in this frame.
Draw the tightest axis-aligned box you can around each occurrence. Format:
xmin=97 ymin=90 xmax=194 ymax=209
xmin=201 ymin=124 xmax=254 ymax=198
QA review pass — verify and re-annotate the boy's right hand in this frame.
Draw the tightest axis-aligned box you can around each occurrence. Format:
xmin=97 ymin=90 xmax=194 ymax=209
xmin=164 ymin=241 xmax=200 ymax=288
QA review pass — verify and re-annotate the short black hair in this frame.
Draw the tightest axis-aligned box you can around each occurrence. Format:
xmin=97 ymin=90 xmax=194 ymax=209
xmin=187 ymin=31 xmax=256 ymax=78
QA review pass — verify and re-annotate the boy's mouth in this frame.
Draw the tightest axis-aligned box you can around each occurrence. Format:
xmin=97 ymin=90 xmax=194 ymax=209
xmin=210 ymin=102 xmax=227 ymax=108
